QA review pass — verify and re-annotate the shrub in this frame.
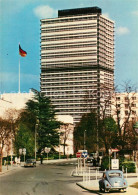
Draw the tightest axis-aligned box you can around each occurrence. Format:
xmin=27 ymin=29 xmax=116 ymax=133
xmin=121 ymin=161 xmax=136 ymax=173
xmin=101 ymin=156 xmax=109 ymax=171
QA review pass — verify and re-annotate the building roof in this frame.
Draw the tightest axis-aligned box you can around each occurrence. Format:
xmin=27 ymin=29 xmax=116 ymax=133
xmin=58 ymin=7 xmax=102 ymax=17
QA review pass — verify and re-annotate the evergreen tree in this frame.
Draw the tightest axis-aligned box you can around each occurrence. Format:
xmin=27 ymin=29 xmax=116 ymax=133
xmin=25 ymin=89 xmax=61 ymax=154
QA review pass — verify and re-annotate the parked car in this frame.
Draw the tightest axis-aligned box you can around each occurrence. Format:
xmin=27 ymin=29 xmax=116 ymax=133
xmin=99 ymin=170 xmax=127 ymax=192
xmin=86 ymin=157 xmax=93 ymax=163
xmin=24 ymin=159 xmax=36 ymax=167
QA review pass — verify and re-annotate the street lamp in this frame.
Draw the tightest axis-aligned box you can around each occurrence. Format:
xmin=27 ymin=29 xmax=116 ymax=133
xmin=0 ymin=142 xmax=2 ymax=172
xmin=35 ymin=123 xmax=38 ymax=160
xmin=59 ymin=136 xmax=61 ymax=159
xmin=133 ymin=122 xmax=138 ymax=165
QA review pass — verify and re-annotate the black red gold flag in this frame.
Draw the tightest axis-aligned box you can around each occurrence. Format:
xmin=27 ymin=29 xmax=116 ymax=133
xmin=19 ymin=44 xmax=27 ymax=57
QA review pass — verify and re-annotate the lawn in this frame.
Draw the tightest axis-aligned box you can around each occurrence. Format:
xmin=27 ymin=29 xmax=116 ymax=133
xmin=130 ymin=182 xmax=138 ymax=189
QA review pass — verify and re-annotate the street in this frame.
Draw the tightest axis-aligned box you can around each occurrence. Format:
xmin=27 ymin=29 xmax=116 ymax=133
xmin=0 ymin=160 xmax=96 ymax=195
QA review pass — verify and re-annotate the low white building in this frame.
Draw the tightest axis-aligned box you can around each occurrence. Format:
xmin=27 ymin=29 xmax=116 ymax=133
xmin=0 ymin=92 xmax=34 ymax=117
xmin=56 ymin=115 xmax=74 ymax=155
xmin=0 ymin=92 xmax=74 ymax=157
xmin=111 ymin=92 xmax=138 ymax=126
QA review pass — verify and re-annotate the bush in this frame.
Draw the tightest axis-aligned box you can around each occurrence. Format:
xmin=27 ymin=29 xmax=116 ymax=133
xmin=121 ymin=161 xmax=136 ymax=173
xmin=101 ymin=156 xmax=109 ymax=171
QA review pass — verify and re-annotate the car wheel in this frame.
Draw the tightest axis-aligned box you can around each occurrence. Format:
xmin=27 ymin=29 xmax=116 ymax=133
xmin=103 ymin=186 xmax=109 ymax=193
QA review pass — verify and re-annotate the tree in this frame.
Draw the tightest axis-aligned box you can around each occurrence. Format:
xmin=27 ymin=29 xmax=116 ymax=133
xmin=74 ymin=112 xmax=98 ymax=153
xmin=112 ymin=81 xmax=138 ymax=151
xmin=0 ymin=118 xmax=12 ymax=172
xmin=0 ymin=108 xmax=19 ymax=172
xmin=99 ymin=117 xmax=118 ymax=154
xmin=14 ymin=123 xmax=35 ymax=157
xmin=21 ymin=89 xmax=61 ymax=155
xmin=60 ymin=123 xmax=73 ymax=155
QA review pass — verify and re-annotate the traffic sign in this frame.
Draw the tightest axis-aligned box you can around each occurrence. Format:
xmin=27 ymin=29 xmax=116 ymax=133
xmin=23 ymin=148 xmax=26 ymax=152
xmin=76 ymin=152 xmax=81 ymax=158
xmin=111 ymin=159 xmax=119 ymax=169
xmin=81 ymin=151 xmax=88 ymax=158
xmin=111 ymin=148 xmax=119 ymax=152
xmin=45 ymin=147 xmax=51 ymax=153
xmin=19 ymin=149 xmax=22 ymax=155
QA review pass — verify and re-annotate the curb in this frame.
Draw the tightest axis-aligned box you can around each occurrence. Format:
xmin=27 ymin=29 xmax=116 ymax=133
xmin=76 ymin=182 xmax=102 ymax=195
xmin=0 ymin=166 xmax=23 ymax=176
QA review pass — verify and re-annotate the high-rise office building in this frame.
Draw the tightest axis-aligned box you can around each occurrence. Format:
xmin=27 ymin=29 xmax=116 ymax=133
xmin=40 ymin=7 xmax=114 ymax=123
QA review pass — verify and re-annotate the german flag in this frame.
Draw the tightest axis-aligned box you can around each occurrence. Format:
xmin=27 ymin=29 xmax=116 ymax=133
xmin=19 ymin=44 xmax=27 ymax=57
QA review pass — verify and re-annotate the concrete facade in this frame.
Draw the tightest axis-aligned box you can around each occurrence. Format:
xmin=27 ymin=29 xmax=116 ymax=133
xmin=40 ymin=7 xmax=115 ymax=124
xmin=111 ymin=92 xmax=138 ymax=126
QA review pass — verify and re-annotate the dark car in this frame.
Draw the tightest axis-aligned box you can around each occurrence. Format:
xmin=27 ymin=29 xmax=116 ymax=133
xmin=24 ymin=159 xmax=36 ymax=167
xmin=99 ymin=170 xmax=127 ymax=192
xmin=86 ymin=157 xmax=93 ymax=163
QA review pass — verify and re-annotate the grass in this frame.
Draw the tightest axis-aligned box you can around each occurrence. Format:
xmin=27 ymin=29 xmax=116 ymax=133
xmin=130 ymin=182 xmax=138 ymax=189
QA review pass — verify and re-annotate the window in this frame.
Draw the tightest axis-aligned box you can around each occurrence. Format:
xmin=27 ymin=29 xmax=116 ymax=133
xmin=125 ymin=97 xmax=129 ymax=101
xmin=132 ymin=111 xmax=136 ymax=115
xmin=116 ymin=97 xmax=120 ymax=101
xmin=132 ymin=97 xmax=136 ymax=100
xmin=125 ymin=104 xmax=128 ymax=109
xmin=125 ymin=111 xmax=128 ymax=115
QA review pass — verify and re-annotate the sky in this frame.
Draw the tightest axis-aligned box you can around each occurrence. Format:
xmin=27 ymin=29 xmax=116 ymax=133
xmin=0 ymin=0 xmax=138 ymax=94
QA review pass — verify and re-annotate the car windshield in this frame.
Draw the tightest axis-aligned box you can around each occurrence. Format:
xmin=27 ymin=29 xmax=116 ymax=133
xmin=26 ymin=159 xmax=32 ymax=163
xmin=108 ymin=173 xmax=122 ymax=178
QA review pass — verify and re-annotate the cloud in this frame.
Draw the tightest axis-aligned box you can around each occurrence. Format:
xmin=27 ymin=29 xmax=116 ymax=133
xmin=103 ymin=12 xmax=110 ymax=19
xmin=34 ymin=5 xmax=58 ymax=19
xmin=132 ymin=10 xmax=138 ymax=16
xmin=116 ymin=27 xmax=130 ymax=36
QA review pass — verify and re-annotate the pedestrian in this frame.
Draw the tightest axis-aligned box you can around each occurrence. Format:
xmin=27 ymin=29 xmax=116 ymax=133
xmin=40 ymin=156 xmax=43 ymax=164
xmin=97 ymin=156 xmax=100 ymax=166
xmin=93 ymin=158 xmax=96 ymax=166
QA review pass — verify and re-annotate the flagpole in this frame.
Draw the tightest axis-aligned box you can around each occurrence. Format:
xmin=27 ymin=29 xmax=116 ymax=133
xmin=19 ymin=54 xmax=20 ymax=93
xmin=18 ymin=43 xmax=27 ymax=93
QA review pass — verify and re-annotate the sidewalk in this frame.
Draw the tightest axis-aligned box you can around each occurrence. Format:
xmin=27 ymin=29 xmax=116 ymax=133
xmin=74 ymin=169 xmax=138 ymax=194
xmin=0 ymin=164 xmax=23 ymax=175
xmin=77 ymin=180 xmax=138 ymax=195
xmin=72 ymin=165 xmax=138 ymax=194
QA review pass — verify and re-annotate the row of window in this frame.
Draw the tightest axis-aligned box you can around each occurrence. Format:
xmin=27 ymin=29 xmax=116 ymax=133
xmin=41 ymin=25 xmax=97 ymax=33
xmin=41 ymin=69 xmax=98 ymax=75
xmin=41 ymin=49 xmax=97 ymax=56
xmin=41 ymin=85 xmax=97 ymax=91
xmin=41 ymin=49 xmax=113 ymax=59
xmin=41 ymin=52 xmax=97 ymax=59
xmin=42 ymin=75 xmax=98 ymax=81
xmin=116 ymin=97 xmax=137 ymax=101
xmin=41 ymin=43 xmax=97 ymax=50
xmin=43 ymin=89 xmax=98 ymax=94
xmin=41 ymin=22 xmax=97 ymax=30
xmin=41 ymin=34 xmax=97 ymax=42
xmin=117 ymin=110 xmax=137 ymax=115
xmin=41 ymin=62 xmax=97 ymax=69
xmin=41 ymin=16 xmax=98 ymax=24
xmin=41 ymin=31 xmax=97 ymax=39
xmin=42 ymin=84 xmax=98 ymax=89
xmin=41 ymin=40 xmax=97 ymax=47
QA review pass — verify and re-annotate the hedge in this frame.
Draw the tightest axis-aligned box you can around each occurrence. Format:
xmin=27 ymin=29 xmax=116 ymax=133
xmin=101 ymin=156 xmax=136 ymax=173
